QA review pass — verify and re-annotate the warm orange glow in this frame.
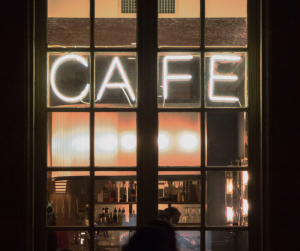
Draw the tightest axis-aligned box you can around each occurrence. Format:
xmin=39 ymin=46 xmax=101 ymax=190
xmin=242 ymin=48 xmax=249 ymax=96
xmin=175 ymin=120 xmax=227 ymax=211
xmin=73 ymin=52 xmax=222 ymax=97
xmin=242 ymin=199 xmax=248 ymax=216
xmin=227 ymin=207 xmax=233 ymax=222
xmin=227 ymin=179 xmax=233 ymax=194
xmin=159 ymin=113 xmax=200 ymax=166
xmin=243 ymin=171 xmax=248 ymax=185
xmin=95 ymin=113 xmax=136 ymax=166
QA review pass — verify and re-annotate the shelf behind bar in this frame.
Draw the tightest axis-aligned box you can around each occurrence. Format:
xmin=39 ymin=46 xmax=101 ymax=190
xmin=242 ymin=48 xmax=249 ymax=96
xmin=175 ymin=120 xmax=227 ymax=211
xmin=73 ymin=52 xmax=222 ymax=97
xmin=95 ymin=202 xmax=137 ymax=205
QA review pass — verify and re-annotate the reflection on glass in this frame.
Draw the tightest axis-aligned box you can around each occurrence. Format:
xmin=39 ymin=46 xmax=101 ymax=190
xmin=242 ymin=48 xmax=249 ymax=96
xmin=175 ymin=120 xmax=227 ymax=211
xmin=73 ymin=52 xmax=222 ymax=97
xmin=95 ymin=113 xmax=136 ymax=166
xmin=47 ymin=0 xmax=90 ymax=47
xmin=206 ymin=171 xmax=248 ymax=226
xmin=159 ymin=113 xmax=200 ymax=166
xmin=158 ymin=171 xmax=200 ymax=226
xmin=47 ymin=53 xmax=91 ymax=108
xmin=205 ymin=231 xmax=248 ymax=251
xmin=95 ymin=53 xmax=137 ymax=108
xmin=158 ymin=53 xmax=200 ymax=108
xmin=94 ymin=171 xmax=137 ymax=227
xmin=47 ymin=113 xmax=90 ymax=167
xmin=95 ymin=230 xmax=134 ymax=249
xmin=205 ymin=0 xmax=247 ymax=47
xmin=95 ymin=0 xmax=136 ymax=47
xmin=176 ymin=231 xmax=200 ymax=251
xmin=47 ymin=171 xmax=90 ymax=226
xmin=158 ymin=0 xmax=200 ymax=47
xmin=206 ymin=112 xmax=248 ymax=166
xmin=205 ymin=52 xmax=247 ymax=108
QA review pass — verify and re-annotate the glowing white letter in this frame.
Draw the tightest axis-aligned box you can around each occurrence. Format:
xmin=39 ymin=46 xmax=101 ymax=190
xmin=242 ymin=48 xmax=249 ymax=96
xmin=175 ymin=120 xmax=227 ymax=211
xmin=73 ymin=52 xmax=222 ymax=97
xmin=209 ymin=55 xmax=241 ymax=102
xmin=163 ymin=55 xmax=193 ymax=99
xmin=96 ymin=57 xmax=136 ymax=101
xmin=50 ymin=55 xmax=89 ymax=103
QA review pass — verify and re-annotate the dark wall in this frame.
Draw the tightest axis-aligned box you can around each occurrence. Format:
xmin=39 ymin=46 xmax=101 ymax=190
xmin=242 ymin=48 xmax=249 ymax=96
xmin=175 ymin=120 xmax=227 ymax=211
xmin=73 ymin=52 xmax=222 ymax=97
xmin=0 ymin=0 xmax=299 ymax=250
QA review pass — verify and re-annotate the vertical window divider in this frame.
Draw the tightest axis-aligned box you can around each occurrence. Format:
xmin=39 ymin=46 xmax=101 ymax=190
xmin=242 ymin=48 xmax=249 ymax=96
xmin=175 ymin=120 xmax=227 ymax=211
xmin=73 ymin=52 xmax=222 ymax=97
xmin=89 ymin=0 xmax=95 ymax=249
xmin=200 ymin=0 xmax=206 ymax=250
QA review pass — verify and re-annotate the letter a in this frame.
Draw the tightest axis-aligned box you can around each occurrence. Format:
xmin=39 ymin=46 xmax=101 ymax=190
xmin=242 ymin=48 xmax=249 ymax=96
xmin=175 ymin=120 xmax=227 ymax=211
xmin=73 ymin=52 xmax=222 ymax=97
xmin=96 ymin=57 xmax=136 ymax=101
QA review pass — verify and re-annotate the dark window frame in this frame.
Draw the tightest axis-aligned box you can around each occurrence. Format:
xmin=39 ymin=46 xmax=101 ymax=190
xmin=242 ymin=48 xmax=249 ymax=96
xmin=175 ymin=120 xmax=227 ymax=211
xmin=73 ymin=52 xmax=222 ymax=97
xmin=33 ymin=1 xmax=262 ymax=250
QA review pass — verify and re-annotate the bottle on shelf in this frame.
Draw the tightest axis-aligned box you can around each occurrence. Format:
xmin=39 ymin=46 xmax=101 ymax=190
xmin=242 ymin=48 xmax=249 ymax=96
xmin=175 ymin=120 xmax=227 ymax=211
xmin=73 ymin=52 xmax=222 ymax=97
xmin=164 ymin=181 xmax=171 ymax=201
xmin=129 ymin=210 xmax=137 ymax=226
xmin=122 ymin=207 xmax=126 ymax=226
xmin=118 ymin=208 xmax=122 ymax=224
xmin=120 ymin=181 xmax=127 ymax=202
xmin=129 ymin=181 xmax=136 ymax=202
xmin=113 ymin=207 xmax=118 ymax=223
xmin=178 ymin=182 xmax=183 ymax=202
xmin=103 ymin=185 xmax=109 ymax=202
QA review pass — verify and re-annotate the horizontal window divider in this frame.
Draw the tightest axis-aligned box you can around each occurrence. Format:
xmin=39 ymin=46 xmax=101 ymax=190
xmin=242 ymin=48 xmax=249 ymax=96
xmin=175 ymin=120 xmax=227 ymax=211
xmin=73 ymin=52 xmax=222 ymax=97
xmin=47 ymin=47 xmax=91 ymax=52
xmin=204 ymin=226 xmax=249 ymax=231
xmin=203 ymin=47 xmax=248 ymax=52
xmin=202 ymin=108 xmax=248 ymax=112
xmin=95 ymin=202 xmax=137 ymax=205
xmin=157 ymin=47 xmax=200 ymax=52
xmin=204 ymin=167 xmax=249 ymax=171
xmin=94 ymin=167 xmax=137 ymax=171
xmin=158 ymin=167 xmax=200 ymax=171
xmin=46 ymin=108 xmax=138 ymax=112
xmin=158 ymin=175 xmax=200 ymax=180
xmin=94 ymin=226 xmax=138 ymax=231
xmin=157 ymin=108 xmax=248 ymax=112
xmin=158 ymin=202 xmax=200 ymax=205
xmin=46 ymin=226 xmax=90 ymax=231
xmin=93 ymin=47 xmax=137 ymax=52
xmin=47 ymin=167 xmax=92 ymax=171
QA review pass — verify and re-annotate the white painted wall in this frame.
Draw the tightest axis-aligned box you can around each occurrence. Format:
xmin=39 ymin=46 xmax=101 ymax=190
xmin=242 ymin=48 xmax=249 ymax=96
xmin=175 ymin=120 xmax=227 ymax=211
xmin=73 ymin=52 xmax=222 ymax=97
xmin=48 ymin=0 xmax=246 ymax=18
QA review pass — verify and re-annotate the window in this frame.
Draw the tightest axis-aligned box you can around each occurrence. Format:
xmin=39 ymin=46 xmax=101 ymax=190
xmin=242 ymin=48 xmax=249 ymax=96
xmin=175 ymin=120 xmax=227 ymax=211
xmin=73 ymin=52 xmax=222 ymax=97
xmin=35 ymin=0 xmax=260 ymax=250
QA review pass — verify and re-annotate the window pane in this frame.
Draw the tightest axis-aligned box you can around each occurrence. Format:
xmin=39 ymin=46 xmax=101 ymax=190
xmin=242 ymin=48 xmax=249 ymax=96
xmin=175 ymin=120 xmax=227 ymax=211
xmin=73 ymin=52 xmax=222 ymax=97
xmin=95 ymin=230 xmax=135 ymax=249
xmin=95 ymin=171 xmax=137 ymax=227
xmin=47 ymin=52 xmax=91 ymax=108
xmin=176 ymin=231 xmax=200 ymax=251
xmin=206 ymin=171 xmax=249 ymax=226
xmin=47 ymin=171 xmax=90 ymax=226
xmin=205 ymin=231 xmax=248 ymax=251
xmin=47 ymin=113 xmax=90 ymax=167
xmin=95 ymin=53 xmax=137 ymax=108
xmin=159 ymin=113 xmax=200 ymax=166
xmin=158 ymin=0 xmax=200 ymax=48
xmin=205 ymin=0 xmax=247 ymax=47
xmin=205 ymin=52 xmax=247 ymax=108
xmin=158 ymin=53 xmax=200 ymax=108
xmin=206 ymin=112 xmax=248 ymax=167
xmin=48 ymin=0 xmax=90 ymax=48
xmin=95 ymin=113 xmax=136 ymax=166
xmin=95 ymin=0 xmax=136 ymax=47
xmin=158 ymin=171 xmax=201 ymax=227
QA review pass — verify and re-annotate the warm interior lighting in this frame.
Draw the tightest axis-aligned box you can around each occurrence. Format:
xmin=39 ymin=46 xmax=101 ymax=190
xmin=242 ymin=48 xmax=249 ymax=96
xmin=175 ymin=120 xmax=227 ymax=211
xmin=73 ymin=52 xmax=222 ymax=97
xmin=96 ymin=57 xmax=136 ymax=101
xmin=209 ymin=55 xmax=241 ymax=102
xmin=163 ymin=55 xmax=193 ymax=99
xmin=50 ymin=54 xmax=89 ymax=103
xmin=243 ymin=171 xmax=248 ymax=185
xmin=120 ymin=133 xmax=136 ymax=150
xmin=242 ymin=199 xmax=248 ymax=216
xmin=55 ymin=180 xmax=67 ymax=193
xmin=96 ymin=133 xmax=118 ymax=152
xmin=227 ymin=207 xmax=233 ymax=222
xmin=227 ymin=178 xmax=233 ymax=194
xmin=179 ymin=133 xmax=198 ymax=150
xmin=158 ymin=133 xmax=170 ymax=150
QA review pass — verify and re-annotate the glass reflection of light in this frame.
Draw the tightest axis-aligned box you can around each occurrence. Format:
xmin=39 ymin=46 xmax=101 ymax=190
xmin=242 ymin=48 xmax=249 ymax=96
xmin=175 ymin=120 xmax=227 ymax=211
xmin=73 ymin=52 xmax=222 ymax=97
xmin=227 ymin=207 xmax=233 ymax=222
xmin=243 ymin=171 xmax=248 ymax=184
xmin=97 ymin=133 xmax=118 ymax=152
xmin=243 ymin=199 xmax=248 ymax=216
xmin=120 ymin=134 xmax=136 ymax=150
xmin=72 ymin=135 xmax=90 ymax=152
xmin=179 ymin=133 xmax=198 ymax=150
xmin=158 ymin=133 xmax=170 ymax=150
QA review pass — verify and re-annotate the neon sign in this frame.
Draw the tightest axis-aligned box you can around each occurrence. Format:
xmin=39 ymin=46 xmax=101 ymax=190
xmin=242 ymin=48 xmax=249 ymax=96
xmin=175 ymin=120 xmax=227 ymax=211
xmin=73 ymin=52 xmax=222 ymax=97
xmin=209 ymin=55 xmax=241 ymax=102
xmin=50 ymin=55 xmax=90 ymax=103
xmin=163 ymin=55 xmax=193 ymax=99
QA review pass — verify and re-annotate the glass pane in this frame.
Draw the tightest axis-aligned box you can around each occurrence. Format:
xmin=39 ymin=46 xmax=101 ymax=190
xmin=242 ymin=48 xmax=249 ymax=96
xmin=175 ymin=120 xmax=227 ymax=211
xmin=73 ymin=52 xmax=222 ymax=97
xmin=206 ymin=112 xmax=248 ymax=167
xmin=158 ymin=171 xmax=201 ymax=227
xmin=47 ymin=52 xmax=91 ymax=108
xmin=205 ymin=52 xmax=247 ymax=108
xmin=158 ymin=53 xmax=200 ymax=108
xmin=159 ymin=113 xmax=200 ymax=166
xmin=205 ymin=231 xmax=248 ymax=251
xmin=95 ymin=230 xmax=135 ymax=249
xmin=95 ymin=113 xmax=136 ymax=166
xmin=176 ymin=231 xmax=200 ymax=251
xmin=95 ymin=0 xmax=136 ymax=47
xmin=205 ymin=0 xmax=247 ymax=47
xmin=48 ymin=0 xmax=90 ymax=48
xmin=47 ymin=112 xmax=90 ymax=167
xmin=206 ymin=171 xmax=249 ymax=226
xmin=158 ymin=0 xmax=200 ymax=47
xmin=95 ymin=171 xmax=137 ymax=227
xmin=47 ymin=230 xmax=92 ymax=251
xmin=95 ymin=53 xmax=137 ymax=108
xmin=47 ymin=171 xmax=90 ymax=226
